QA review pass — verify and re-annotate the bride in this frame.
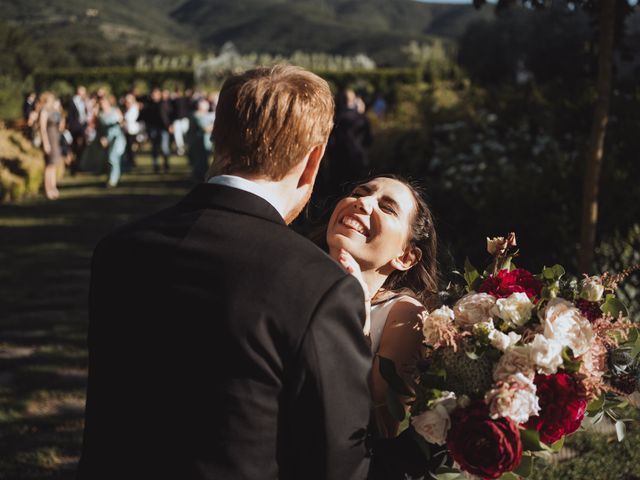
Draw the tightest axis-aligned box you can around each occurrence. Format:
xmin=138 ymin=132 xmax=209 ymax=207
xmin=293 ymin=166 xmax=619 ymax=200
xmin=316 ymin=174 xmax=440 ymax=477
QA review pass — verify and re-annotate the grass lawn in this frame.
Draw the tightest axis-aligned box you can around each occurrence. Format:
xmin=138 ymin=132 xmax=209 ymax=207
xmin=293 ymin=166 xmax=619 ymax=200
xmin=0 ymin=153 xmax=638 ymax=479
xmin=0 ymin=154 xmax=193 ymax=479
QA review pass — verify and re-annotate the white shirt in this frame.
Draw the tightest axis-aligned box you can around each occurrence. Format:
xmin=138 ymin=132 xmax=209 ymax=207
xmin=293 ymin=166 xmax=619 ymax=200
xmin=207 ymin=175 xmax=286 ymax=220
xmin=124 ymin=106 xmax=140 ymax=135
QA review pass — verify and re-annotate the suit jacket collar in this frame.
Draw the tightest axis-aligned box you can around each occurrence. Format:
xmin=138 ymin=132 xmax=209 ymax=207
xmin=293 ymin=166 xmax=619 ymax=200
xmin=179 ymin=183 xmax=286 ymax=226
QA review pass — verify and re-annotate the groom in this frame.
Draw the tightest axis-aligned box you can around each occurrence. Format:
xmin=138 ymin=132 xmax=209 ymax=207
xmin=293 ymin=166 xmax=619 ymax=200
xmin=77 ymin=65 xmax=372 ymax=480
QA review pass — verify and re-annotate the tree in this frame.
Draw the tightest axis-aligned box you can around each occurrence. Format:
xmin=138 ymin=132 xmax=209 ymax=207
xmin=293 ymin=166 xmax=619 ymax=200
xmin=473 ymin=0 xmax=636 ymax=273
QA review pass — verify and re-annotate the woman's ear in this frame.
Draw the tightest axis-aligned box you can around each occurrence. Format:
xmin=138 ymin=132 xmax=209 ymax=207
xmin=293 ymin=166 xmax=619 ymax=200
xmin=390 ymin=246 xmax=422 ymax=272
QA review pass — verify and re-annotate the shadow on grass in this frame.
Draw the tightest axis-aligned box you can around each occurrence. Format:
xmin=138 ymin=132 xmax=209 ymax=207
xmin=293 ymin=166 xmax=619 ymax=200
xmin=0 ymin=162 xmax=193 ymax=479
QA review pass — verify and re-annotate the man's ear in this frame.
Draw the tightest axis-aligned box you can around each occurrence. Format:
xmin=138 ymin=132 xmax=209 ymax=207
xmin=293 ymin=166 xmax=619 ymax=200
xmin=390 ymin=246 xmax=422 ymax=272
xmin=298 ymin=143 xmax=326 ymax=188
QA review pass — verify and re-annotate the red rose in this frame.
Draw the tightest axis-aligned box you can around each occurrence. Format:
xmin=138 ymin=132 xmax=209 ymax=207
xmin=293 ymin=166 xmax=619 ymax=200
xmin=524 ymin=373 xmax=587 ymax=444
xmin=478 ymin=268 xmax=543 ymax=300
xmin=446 ymin=401 xmax=522 ymax=479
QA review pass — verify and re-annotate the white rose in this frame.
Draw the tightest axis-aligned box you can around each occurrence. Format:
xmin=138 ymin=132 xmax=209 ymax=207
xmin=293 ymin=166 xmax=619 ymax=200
xmin=529 ymin=334 xmax=564 ymax=374
xmin=485 ymin=373 xmax=540 ymax=424
xmin=494 ymin=345 xmax=535 ymax=381
xmin=491 ymin=292 xmax=534 ymax=328
xmin=580 ymin=276 xmax=605 ymax=302
xmin=423 ymin=306 xmax=455 ymax=346
xmin=411 ymin=404 xmax=451 ymax=445
xmin=453 ymin=293 xmax=496 ymax=329
xmin=489 ymin=329 xmax=522 ymax=352
xmin=542 ymin=298 xmax=595 ymax=356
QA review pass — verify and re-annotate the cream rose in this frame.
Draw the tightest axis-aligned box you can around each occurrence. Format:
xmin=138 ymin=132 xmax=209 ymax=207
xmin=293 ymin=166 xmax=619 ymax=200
xmin=453 ymin=293 xmax=496 ymax=330
xmin=529 ymin=334 xmax=564 ymax=374
xmin=485 ymin=373 xmax=540 ymax=424
xmin=542 ymin=298 xmax=595 ymax=356
xmin=493 ymin=345 xmax=535 ymax=381
xmin=491 ymin=292 xmax=534 ymax=328
xmin=411 ymin=392 xmax=457 ymax=445
xmin=580 ymin=276 xmax=605 ymax=302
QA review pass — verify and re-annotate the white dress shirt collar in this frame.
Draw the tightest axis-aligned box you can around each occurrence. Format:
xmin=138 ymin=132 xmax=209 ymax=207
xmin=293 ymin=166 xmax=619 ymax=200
xmin=207 ymin=175 xmax=286 ymax=220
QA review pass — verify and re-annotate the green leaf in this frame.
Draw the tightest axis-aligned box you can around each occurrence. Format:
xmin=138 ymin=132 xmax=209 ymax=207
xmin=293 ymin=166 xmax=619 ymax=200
xmin=385 ymin=388 xmax=406 ymax=422
xmin=464 ymin=257 xmax=481 ymax=291
xmin=561 ymin=347 xmax=582 ymax=374
xmin=499 ymin=473 xmax=520 ymax=480
xmin=520 ymin=429 xmax=546 ymax=452
xmin=433 ymin=467 xmax=465 ymax=480
xmin=616 ymin=420 xmax=627 ymax=442
xmin=549 ymin=436 xmax=565 ymax=452
xmin=601 ymin=294 xmax=629 ymax=319
xmin=501 ymin=256 xmax=512 ymax=271
xmin=542 ymin=264 xmax=565 ymax=280
xmin=379 ymin=356 xmax=412 ymax=395
xmin=513 ymin=454 xmax=534 ymax=477
xmin=587 ymin=395 xmax=605 ymax=414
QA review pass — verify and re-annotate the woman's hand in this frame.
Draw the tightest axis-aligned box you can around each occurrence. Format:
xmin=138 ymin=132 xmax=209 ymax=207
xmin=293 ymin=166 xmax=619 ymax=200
xmin=43 ymin=143 xmax=51 ymax=155
xmin=338 ymin=249 xmax=372 ymax=336
xmin=100 ymin=137 xmax=108 ymax=148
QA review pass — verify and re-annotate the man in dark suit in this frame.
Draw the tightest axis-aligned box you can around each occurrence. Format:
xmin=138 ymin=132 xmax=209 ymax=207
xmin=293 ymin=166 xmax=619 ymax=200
xmin=78 ymin=65 xmax=372 ymax=480
xmin=67 ymin=85 xmax=88 ymax=174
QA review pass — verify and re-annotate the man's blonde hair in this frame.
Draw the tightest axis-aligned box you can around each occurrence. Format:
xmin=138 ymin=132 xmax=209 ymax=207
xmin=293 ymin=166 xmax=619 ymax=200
xmin=208 ymin=65 xmax=334 ymax=180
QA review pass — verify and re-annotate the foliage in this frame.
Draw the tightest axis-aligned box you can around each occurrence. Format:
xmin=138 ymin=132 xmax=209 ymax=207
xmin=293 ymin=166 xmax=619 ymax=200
xmin=0 ymin=128 xmax=44 ymax=202
xmin=367 ymin=78 xmax=640 ymax=316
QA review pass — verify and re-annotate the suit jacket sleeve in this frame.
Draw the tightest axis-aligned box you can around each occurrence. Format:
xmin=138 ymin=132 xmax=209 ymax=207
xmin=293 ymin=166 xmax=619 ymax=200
xmin=290 ymin=274 xmax=372 ymax=480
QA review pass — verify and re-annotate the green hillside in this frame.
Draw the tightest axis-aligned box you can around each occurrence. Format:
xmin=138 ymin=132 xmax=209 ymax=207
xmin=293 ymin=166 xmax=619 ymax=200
xmin=0 ymin=0 xmax=493 ymax=68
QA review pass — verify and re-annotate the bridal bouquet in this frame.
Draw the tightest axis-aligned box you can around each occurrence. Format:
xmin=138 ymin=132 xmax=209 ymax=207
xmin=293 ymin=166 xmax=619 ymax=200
xmin=383 ymin=233 xmax=640 ymax=480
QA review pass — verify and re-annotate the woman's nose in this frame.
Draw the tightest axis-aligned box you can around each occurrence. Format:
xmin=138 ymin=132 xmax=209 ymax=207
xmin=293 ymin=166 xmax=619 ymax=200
xmin=354 ymin=197 xmax=374 ymax=215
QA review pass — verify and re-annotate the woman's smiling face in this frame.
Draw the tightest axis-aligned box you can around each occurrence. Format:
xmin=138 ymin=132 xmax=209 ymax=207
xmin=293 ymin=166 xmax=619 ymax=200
xmin=326 ymin=177 xmax=417 ymax=272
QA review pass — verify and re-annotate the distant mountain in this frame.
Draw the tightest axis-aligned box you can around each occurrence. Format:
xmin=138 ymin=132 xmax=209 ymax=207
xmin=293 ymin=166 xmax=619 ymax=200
xmin=0 ymin=0 xmax=494 ymax=68
xmin=171 ymin=0 xmax=493 ymax=63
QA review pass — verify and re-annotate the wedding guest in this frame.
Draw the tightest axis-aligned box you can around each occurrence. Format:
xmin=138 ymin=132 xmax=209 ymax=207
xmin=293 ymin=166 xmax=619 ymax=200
xmin=326 ymin=89 xmax=373 ymax=193
xmin=38 ymin=92 xmax=63 ymax=200
xmin=186 ymin=98 xmax=215 ymax=181
xmin=23 ymin=92 xmax=39 ymax=141
xmin=123 ymin=94 xmax=141 ymax=169
xmin=142 ymin=88 xmax=172 ymax=173
xmin=67 ymin=85 xmax=89 ymax=175
xmin=97 ymin=95 xmax=126 ymax=188
xmin=171 ymin=88 xmax=191 ymax=156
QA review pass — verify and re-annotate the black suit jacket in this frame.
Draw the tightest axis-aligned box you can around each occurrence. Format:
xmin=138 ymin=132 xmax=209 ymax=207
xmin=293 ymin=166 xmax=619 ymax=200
xmin=78 ymin=184 xmax=372 ymax=480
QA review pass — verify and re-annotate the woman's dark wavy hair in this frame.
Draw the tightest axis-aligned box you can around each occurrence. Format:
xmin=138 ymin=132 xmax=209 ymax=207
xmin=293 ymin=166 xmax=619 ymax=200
xmin=313 ymin=174 xmax=440 ymax=310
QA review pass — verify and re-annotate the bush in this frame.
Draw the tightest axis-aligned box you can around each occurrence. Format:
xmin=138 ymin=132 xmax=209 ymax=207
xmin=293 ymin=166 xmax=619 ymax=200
xmin=0 ymin=128 xmax=44 ymax=202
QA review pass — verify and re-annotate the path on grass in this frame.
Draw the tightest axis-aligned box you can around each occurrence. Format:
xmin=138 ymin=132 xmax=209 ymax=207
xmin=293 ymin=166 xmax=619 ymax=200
xmin=0 ymin=156 xmax=193 ymax=479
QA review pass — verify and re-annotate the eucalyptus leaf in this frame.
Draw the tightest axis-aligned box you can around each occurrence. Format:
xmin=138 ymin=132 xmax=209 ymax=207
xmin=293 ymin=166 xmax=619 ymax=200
xmin=385 ymin=388 xmax=406 ymax=422
xmin=432 ymin=467 xmax=465 ymax=480
xmin=616 ymin=420 xmax=627 ymax=442
xmin=499 ymin=473 xmax=519 ymax=480
xmin=587 ymin=395 xmax=605 ymax=414
xmin=513 ymin=454 xmax=534 ymax=477
xmin=379 ymin=356 xmax=412 ymax=395
xmin=601 ymin=294 xmax=629 ymax=319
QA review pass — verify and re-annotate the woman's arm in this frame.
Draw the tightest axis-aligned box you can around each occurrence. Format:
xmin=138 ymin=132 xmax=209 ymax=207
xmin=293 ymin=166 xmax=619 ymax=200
xmin=39 ymin=110 xmax=50 ymax=154
xmin=371 ymin=297 xmax=425 ymax=438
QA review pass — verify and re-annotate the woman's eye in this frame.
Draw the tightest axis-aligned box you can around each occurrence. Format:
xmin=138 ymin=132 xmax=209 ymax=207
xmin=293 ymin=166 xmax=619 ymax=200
xmin=381 ymin=204 xmax=396 ymax=215
xmin=350 ymin=190 xmax=364 ymax=198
